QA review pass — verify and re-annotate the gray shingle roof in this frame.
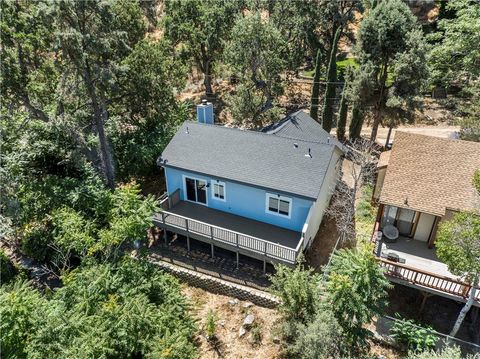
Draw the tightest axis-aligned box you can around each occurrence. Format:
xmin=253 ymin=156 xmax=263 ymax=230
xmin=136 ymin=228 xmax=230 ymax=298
xmin=160 ymin=112 xmax=342 ymax=200
xmin=264 ymin=110 xmax=343 ymax=148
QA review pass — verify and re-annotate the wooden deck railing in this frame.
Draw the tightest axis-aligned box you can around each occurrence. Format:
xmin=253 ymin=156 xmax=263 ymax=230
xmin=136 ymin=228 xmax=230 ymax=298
xmin=156 ymin=208 xmax=303 ymax=265
xmin=378 ymin=258 xmax=480 ymax=303
xmin=372 ymin=221 xmax=479 ymax=303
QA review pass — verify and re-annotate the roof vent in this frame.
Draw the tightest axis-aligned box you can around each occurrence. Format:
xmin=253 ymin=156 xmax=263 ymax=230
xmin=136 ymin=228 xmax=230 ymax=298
xmin=327 ymin=136 xmax=330 ymax=144
xmin=185 ymin=126 xmax=189 ymax=134
xmin=305 ymin=148 xmax=312 ymax=158
xmin=293 ymin=143 xmax=298 ymax=148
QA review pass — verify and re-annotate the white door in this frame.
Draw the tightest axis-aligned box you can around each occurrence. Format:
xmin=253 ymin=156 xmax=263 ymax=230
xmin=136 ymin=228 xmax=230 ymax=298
xmin=414 ymin=213 xmax=436 ymax=242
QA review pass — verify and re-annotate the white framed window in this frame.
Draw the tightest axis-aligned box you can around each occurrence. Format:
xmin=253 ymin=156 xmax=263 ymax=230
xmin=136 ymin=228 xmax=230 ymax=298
xmin=265 ymin=193 xmax=292 ymax=218
xmin=211 ymin=180 xmax=226 ymax=201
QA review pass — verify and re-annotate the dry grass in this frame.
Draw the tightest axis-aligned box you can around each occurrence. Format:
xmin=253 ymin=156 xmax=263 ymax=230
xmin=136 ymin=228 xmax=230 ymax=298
xmin=183 ymin=285 xmax=283 ymax=359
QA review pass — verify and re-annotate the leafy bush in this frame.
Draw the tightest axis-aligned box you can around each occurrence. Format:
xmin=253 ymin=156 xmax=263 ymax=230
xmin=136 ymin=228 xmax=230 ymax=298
xmin=0 ymin=280 xmax=47 ymax=358
xmin=16 ymin=170 xmax=111 ymax=226
xmin=325 ymin=243 xmax=391 ymax=351
xmin=270 ymin=260 xmax=321 ymax=327
xmin=51 ymin=207 xmax=96 ymax=258
xmin=0 ymin=250 xmax=16 ymax=283
xmin=47 ymin=183 xmax=158 ymax=263
xmin=1 ymin=260 xmax=197 ymax=358
xmin=407 ymin=345 xmax=474 ymax=359
xmin=20 ymin=220 xmax=54 ymax=262
xmin=356 ymin=185 xmax=375 ymax=222
xmin=93 ymin=183 xmax=158 ymax=258
xmin=205 ymin=310 xmax=217 ymax=340
xmin=391 ymin=315 xmax=438 ymax=353
xmin=288 ymin=310 xmax=347 ymax=359
xmin=250 ymin=324 xmax=262 ymax=345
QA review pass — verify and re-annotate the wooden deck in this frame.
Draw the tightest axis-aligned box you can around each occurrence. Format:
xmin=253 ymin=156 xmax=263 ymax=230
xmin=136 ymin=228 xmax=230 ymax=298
xmin=377 ymin=236 xmax=452 ymax=277
xmin=371 ymin=227 xmax=480 ymax=306
xmin=153 ymin=196 xmax=304 ymax=265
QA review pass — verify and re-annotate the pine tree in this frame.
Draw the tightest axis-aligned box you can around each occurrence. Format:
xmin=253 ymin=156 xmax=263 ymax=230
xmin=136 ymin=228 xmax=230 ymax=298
xmin=310 ymin=49 xmax=323 ymax=122
xmin=336 ymin=84 xmax=348 ymax=141
xmin=348 ymin=104 xmax=364 ymax=140
xmin=321 ymin=28 xmax=342 ymax=133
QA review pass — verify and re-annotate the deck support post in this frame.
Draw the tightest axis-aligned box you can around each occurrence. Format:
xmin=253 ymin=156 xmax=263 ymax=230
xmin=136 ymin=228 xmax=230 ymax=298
xmin=419 ymin=291 xmax=432 ymax=313
xmin=263 ymin=241 xmax=267 ymax=273
xmin=161 ymin=213 xmax=168 ymax=245
xmin=185 ymin=219 xmax=190 ymax=252
xmin=235 ymin=233 xmax=239 ymax=269
xmin=210 ymin=227 xmax=215 ymax=258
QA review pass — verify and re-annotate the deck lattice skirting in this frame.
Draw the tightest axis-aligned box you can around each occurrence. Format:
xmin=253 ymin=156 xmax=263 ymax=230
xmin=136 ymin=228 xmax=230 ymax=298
xmin=143 ymin=253 xmax=281 ymax=309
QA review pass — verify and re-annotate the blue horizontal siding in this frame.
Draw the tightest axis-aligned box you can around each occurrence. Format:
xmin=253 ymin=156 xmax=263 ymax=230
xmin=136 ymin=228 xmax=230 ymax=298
xmin=165 ymin=167 xmax=313 ymax=232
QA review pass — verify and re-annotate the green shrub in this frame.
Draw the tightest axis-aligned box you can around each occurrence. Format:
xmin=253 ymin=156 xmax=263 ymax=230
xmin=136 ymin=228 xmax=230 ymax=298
xmin=3 ymin=260 xmax=198 ymax=358
xmin=205 ymin=310 xmax=217 ymax=340
xmin=270 ymin=260 xmax=321 ymax=327
xmin=289 ymin=310 xmax=346 ymax=359
xmin=0 ymin=250 xmax=16 ymax=283
xmin=391 ymin=315 xmax=438 ymax=353
xmin=407 ymin=345 xmax=475 ymax=359
xmin=20 ymin=220 xmax=54 ymax=262
xmin=250 ymin=324 xmax=262 ymax=345
xmin=324 ymin=244 xmax=391 ymax=352
xmin=356 ymin=185 xmax=375 ymax=221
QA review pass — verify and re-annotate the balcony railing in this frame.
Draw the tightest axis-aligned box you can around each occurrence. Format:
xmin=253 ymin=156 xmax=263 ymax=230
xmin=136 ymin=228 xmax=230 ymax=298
xmin=378 ymin=258 xmax=480 ymax=302
xmin=156 ymin=192 xmax=304 ymax=265
xmin=372 ymin=221 xmax=480 ymax=303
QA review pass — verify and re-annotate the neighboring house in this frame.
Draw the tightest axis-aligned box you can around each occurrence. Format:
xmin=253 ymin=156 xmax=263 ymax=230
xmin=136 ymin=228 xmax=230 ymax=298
xmin=372 ymin=131 xmax=480 ymax=305
xmin=155 ymin=107 xmax=344 ymax=270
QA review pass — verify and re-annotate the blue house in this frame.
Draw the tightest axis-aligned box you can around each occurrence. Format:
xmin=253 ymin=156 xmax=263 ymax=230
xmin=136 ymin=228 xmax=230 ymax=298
xmin=155 ymin=107 xmax=344 ymax=269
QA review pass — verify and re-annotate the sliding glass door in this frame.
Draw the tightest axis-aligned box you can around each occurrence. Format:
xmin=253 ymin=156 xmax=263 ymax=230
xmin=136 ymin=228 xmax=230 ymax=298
xmin=184 ymin=177 xmax=207 ymax=204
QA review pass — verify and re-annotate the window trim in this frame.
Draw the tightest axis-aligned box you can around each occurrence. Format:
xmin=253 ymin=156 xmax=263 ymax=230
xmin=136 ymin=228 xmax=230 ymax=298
xmin=211 ymin=180 xmax=226 ymax=202
xmin=265 ymin=193 xmax=292 ymax=219
xmin=182 ymin=175 xmax=209 ymax=206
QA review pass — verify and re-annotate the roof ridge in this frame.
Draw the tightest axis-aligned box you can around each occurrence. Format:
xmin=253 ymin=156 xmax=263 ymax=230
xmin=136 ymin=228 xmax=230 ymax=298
xmin=263 ymin=110 xmax=304 ymax=135
xmin=183 ymin=121 xmax=334 ymax=147
xmin=395 ymin=131 xmax=480 ymax=146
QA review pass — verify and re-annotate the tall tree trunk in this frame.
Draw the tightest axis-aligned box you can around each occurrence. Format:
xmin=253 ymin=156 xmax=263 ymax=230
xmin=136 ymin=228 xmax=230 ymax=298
xmin=321 ymin=28 xmax=342 ymax=133
xmin=310 ymin=48 xmax=323 ymax=122
xmin=83 ymin=63 xmax=116 ymax=189
xmin=203 ymin=59 xmax=213 ymax=97
xmin=349 ymin=104 xmax=364 ymax=140
xmin=337 ymin=83 xmax=348 ymax=142
xmin=385 ymin=121 xmax=394 ymax=148
xmin=450 ymin=276 xmax=479 ymax=337
xmin=370 ymin=61 xmax=389 ymax=141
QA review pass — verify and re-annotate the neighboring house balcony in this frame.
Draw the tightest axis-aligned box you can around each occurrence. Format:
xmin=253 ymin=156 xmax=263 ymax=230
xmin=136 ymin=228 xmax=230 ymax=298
xmin=371 ymin=216 xmax=480 ymax=307
xmin=153 ymin=190 xmax=305 ymax=268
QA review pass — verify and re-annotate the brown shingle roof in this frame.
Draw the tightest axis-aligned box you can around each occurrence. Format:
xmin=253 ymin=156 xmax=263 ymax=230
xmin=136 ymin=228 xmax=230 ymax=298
xmin=379 ymin=132 xmax=480 ymax=216
xmin=378 ymin=150 xmax=391 ymax=168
